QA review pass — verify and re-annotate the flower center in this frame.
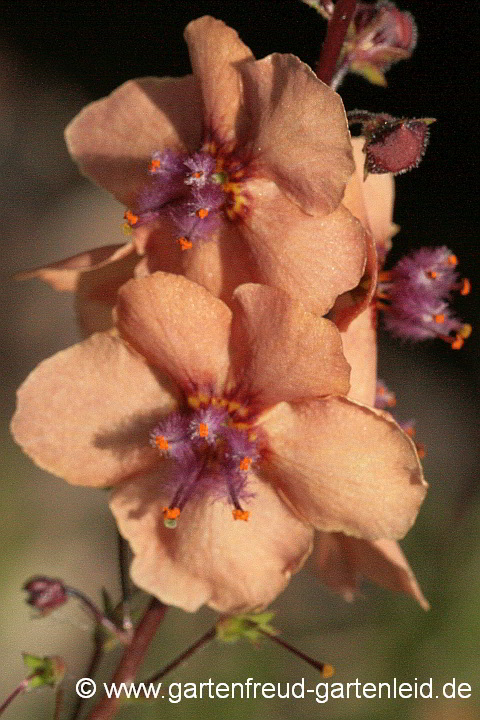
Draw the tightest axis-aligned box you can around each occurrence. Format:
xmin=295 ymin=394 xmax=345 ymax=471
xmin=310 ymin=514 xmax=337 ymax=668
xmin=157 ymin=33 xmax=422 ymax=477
xmin=150 ymin=394 xmax=259 ymax=528
xmin=123 ymin=142 xmax=250 ymax=248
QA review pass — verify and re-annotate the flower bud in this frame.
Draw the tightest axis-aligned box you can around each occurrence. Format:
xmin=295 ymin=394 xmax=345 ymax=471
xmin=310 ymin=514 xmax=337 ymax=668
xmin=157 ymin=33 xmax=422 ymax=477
xmin=348 ymin=110 xmax=435 ymax=176
xmin=342 ymin=1 xmax=417 ymax=86
xmin=23 ymin=576 xmax=69 ymax=614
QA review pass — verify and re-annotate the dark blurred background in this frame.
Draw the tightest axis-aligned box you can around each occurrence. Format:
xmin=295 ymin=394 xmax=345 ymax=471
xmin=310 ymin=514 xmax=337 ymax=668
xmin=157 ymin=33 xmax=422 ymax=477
xmin=1 ymin=1 xmax=478 ymax=718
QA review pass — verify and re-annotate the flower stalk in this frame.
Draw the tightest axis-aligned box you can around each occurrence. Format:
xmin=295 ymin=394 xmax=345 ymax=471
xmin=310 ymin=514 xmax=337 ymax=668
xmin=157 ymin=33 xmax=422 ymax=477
xmin=315 ymin=0 xmax=357 ymax=85
xmin=144 ymin=626 xmax=217 ymax=685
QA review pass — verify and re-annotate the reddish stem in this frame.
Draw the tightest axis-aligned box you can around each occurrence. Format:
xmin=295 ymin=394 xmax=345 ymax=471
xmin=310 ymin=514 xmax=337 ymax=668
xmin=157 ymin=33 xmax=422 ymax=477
xmin=85 ymin=598 xmax=167 ymax=720
xmin=315 ymin=0 xmax=357 ymax=85
xmin=0 ymin=678 xmax=28 ymax=716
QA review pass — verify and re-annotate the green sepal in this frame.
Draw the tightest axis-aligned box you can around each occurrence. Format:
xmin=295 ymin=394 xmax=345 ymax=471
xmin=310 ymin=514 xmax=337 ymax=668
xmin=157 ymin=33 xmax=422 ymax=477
xmin=22 ymin=654 xmax=66 ymax=688
xmin=216 ymin=611 xmax=276 ymax=644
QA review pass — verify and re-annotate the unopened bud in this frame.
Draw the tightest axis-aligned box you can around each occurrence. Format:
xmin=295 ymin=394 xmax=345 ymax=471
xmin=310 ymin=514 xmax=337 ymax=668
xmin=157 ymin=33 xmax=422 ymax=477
xmin=342 ymin=1 xmax=417 ymax=86
xmin=23 ymin=576 xmax=69 ymax=614
xmin=348 ymin=111 xmax=435 ymax=176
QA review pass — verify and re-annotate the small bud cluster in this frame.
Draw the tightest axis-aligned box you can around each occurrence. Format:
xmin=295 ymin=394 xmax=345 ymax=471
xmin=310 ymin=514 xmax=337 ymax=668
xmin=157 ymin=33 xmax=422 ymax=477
xmin=341 ymin=1 xmax=417 ymax=87
xmin=377 ymin=246 xmax=471 ymax=348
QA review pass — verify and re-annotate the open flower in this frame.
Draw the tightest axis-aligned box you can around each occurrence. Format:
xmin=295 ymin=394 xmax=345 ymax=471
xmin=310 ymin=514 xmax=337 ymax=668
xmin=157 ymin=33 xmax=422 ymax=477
xmin=12 ymin=272 xmax=426 ymax=613
xmin=20 ymin=16 xmax=368 ymax=333
xmin=312 ymin=143 xmax=429 ymax=609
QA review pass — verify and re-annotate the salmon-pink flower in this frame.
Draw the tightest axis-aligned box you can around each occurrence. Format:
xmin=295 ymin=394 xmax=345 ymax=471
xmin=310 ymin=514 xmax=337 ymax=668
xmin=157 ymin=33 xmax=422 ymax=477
xmin=314 ymin=141 xmax=428 ymax=609
xmin=12 ymin=273 xmax=426 ymax=613
xmin=21 ymin=16 xmax=368 ymax=333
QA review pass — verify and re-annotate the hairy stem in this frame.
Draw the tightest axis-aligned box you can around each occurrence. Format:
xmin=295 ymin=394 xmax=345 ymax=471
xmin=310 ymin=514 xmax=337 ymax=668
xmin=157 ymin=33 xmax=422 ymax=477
xmin=85 ymin=598 xmax=167 ymax=720
xmin=315 ymin=0 xmax=357 ymax=85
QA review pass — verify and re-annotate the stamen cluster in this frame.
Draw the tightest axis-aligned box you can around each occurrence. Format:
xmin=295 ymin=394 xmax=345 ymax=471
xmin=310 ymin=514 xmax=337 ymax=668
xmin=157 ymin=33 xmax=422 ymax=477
xmin=124 ymin=147 xmax=248 ymax=250
xmin=377 ymin=246 xmax=471 ymax=348
xmin=149 ymin=398 xmax=259 ymax=527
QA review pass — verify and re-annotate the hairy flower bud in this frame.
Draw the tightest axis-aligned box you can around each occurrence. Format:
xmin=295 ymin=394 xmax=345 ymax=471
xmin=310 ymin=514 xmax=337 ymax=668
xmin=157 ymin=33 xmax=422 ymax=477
xmin=348 ymin=110 xmax=435 ymax=176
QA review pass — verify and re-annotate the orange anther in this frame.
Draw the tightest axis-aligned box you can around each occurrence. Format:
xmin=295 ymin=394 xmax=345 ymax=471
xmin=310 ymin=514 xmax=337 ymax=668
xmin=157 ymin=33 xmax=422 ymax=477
xmin=239 ymin=457 xmax=251 ymax=472
xmin=149 ymin=158 xmax=161 ymax=171
xmin=155 ymin=435 xmax=169 ymax=451
xmin=447 ymin=254 xmax=458 ymax=266
xmin=434 ymin=313 xmax=445 ymax=324
xmin=199 ymin=423 xmax=209 ymax=438
xmin=451 ymin=335 xmax=464 ymax=350
xmin=460 ymin=278 xmax=471 ymax=296
xmin=459 ymin=323 xmax=472 ymax=339
xmin=193 ymin=171 xmax=203 ymax=178
xmin=178 ymin=237 xmax=193 ymax=251
xmin=163 ymin=507 xmax=181 ymax=520
xmin=322 ymin=664 xmax=335 ymax=679
xmin=426 ymin=270 xmax=437 ymax=279
xmin=196 ymin=207 xmax=209 ymax=219
xmin=232 ymin=509 xmax=249 ymax=521
xmin=124 ymin=209 xmax=139 ymax=226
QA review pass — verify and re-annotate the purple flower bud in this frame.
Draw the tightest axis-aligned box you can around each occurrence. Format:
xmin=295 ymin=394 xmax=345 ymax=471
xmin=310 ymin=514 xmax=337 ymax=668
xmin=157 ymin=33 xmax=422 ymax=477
xmin=348 ymin=111 xmax=435 ymax=176
xmin=23 ymin=576 xmax=69 ymax=614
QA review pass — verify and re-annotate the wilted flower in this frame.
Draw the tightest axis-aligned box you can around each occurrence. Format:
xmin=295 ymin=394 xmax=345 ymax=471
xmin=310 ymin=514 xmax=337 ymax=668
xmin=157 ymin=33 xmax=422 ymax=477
xmin=21 ymin=16 xmax=368 ymax=334
xmin=12 ymin=273 xmax=426 ymax=613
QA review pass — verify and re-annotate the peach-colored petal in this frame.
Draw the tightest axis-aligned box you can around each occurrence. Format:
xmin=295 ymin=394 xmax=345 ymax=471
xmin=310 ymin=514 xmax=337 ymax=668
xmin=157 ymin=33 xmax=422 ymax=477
xmin=15 ymin=243 xmax=136 ymax=292
xmin=11 ymin=332 xmax=179 ymax=486
xmin=313 ymin=531 xmax=357 ymax=601
xmin=242 ymin=53 xmax=354 ymax=215
xmin=180 ymin=221 xmax=260 ymax=305
xmin=184 ymin=16 xmax=254 ymax=144
xmin=328 ymin=227 xmax=377 ymax=331
xmin=314 ymin=532 xmax=429 ymax=609
xmin=110 ymin=470 xmax=313 ymax=613
xmin=241 ymin=180 xmax=367 ymax=316
xmin=341 ymin=305 xmax=377 ymax=405
xmin=229 ymin=284 xmax=350 ymax=409
xmin=65 ymin=76 xmax=203 ymax=206
xmin=75 ymin=245 xmax=141 ymax=335
xmin=259 ymin=396 xmax=427 ymax=540
xmin=115 ymin=272 xmax=232 ymax=395
xmin=345 ymin=136 xmax=396 ymax=249
xmin=133 ymin=217 xmax=258 ymax=304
